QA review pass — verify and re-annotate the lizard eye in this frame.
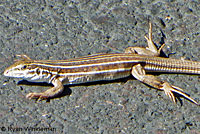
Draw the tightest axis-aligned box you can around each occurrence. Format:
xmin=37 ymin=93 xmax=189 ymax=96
xmin=22 ymin=65 xmax=27 ymax=69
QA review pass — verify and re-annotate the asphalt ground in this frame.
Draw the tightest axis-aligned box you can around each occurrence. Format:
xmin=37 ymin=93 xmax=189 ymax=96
xmin=0 ymin=0 xmax=199 ymax=134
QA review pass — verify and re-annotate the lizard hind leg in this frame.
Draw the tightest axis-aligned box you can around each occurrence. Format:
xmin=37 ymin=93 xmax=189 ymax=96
xmin=131 ymin=64 xmax=199 ymax=105
xmin=125 ymin=22 xmax=165 ymax=56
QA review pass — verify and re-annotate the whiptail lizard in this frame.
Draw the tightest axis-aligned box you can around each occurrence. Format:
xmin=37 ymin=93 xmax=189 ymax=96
xmin=3 ymin=23 xmax=200 ymax=105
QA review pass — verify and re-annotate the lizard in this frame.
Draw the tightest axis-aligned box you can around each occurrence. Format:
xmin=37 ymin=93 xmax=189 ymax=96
xmin=3 ymin=23 xmax=200 ymax=105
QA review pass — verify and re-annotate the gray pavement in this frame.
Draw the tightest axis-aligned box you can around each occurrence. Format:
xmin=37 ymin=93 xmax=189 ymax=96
xmin=0 ymin=0 xmax=199 ymax=133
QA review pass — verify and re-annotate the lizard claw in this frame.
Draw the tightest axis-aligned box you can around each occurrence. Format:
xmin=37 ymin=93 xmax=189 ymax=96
xmin=161 ymin=82 xmax=199 ymax=105
xmin=162 ymin=82 xmax=176 ymax=103
xmin=26 ymin=92 xmax=48 ymax=101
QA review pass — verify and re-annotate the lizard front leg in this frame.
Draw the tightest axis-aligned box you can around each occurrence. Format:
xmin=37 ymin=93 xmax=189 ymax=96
xmin=125 ymin=22 xmax=165 ymax=56
xmin=131 ymin=64 xmax=199 ymax=105
xmin=26 ymin=78 xmax=64 ymax=100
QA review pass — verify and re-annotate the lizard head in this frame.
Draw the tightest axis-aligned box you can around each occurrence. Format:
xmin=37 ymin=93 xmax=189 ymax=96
xmin=3 ymin=55 xmax=35 ymax=79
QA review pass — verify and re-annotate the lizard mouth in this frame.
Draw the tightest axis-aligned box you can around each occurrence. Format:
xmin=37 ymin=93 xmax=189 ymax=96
xmin=3 ymin=69 xmax=23 ymax=77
